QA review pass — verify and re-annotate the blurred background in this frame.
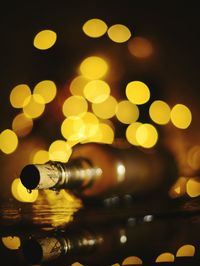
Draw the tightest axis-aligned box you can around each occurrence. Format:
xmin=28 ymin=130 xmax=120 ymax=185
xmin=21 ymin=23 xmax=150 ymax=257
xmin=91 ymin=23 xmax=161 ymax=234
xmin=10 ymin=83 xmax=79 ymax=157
xmin=0 ymin=1 xmax=200 ymax=202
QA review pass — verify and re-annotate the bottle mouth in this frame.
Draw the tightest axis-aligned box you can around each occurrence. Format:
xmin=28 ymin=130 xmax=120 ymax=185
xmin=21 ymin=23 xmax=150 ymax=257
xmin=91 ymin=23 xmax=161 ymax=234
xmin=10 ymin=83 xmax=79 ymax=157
xmin=20 ymin=164 xmax=40 ymax=189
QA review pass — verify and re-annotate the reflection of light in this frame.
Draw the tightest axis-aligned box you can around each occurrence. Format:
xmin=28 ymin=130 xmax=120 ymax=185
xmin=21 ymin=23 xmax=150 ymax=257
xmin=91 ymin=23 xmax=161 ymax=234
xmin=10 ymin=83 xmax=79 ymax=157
xmin=0 ymin=129 xmax=18 ymax=154
xmin=10 ymin=84 xmax=31 ymax=108
xmin=122 ymin=256 xmax=143 ymax=265
xmin=176 ymin=244 xmax=195 ymax=257
xmin=149 ymin=100 xmax=171 ymax=125
xmin=33 ymin=80 xmax=57 ymax=103
xmin=107 ymin=24 xmax=131 ymax=43
xmin=117 ymin=163 xmax=125 ymax=182
xmin=126 ymin=81 xmax=150 ymax=105
xmin=11 ymin=178 xmax=38 ymax=202
xmin=23 ymin=94 xmax=45 ymax=118
xmin=1 ymin=236 xmax=21 ymax=250
xmin=136 ymin=123 xmax=158 ymax=148
xmin=120 ymin=235 xmax=127 ymax=244
xmin=69 ymin=75 xmax=89 ymax=96
xmin=79 ymin=56 xmax=108 ymax=79
xmin=128 ymin=36 xmax=153 ymax=58
xmin=32 ymin=150 xmax=49 ymax=164
xmin=83 ymin=80 xmax=110 ymax=103
xmin=48 ymin=140 xmax=72 ymax=163
xmin=170 ymin=104 xmax=192 ymax=129
xmin=169 ymin=176 xmax=187 ymax=198
xmin=92 ymin=95 xmax=117 ymax=119
xmin=71 ymin=262 xmax=84 ymax=266
xmin=126 ymin=122 xmax=142 ymax=146
xmin=12 ymin=113 xmax=33 ymax=137
xmin=143 ymin=214 xmax=154 ymax=222
xmin=62 ymin=95 xmax=88 ymax=117
xmin=187 ymin=145 xmax=200 ymax=171
xmin=61 ymin=116 xmax=85 ymax=141
xmin=155 ymin=252 xmax=175 ymax=262
xmin=82 ymin=18 xmax=107 ymax=38
xmin=111 ymin=264 xmax=120 ymax=266
xmin=33 ymin=29 xmax=57 ymax=50
xmin=116 ymin=100 xmax=139 ymax=124
xmin=186 ymin=177 xmax=200 ymax=197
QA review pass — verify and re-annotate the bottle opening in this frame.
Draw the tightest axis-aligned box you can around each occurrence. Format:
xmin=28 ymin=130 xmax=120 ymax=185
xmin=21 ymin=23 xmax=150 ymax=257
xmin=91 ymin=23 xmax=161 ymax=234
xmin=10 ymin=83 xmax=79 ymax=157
xmin=20 ymin=165 xmax=40 ymax=189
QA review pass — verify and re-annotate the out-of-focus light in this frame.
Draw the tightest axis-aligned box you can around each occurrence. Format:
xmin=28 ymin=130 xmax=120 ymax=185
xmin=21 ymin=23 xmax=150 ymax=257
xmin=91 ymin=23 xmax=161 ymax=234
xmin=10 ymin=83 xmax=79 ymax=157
xmin=116 ymin=100 xmax=139 ymax=124
xmin=69 ymin=75 xmax=89 ymax=96
xmin=126 ymin=122 xmax=142 ymax=146
xmin=82 ymin=18 xmax=107 ymax=38
xmin=10 ymin=84 xmax=31 ymax=108
xmin=33 ymin=29 xmax=57 ymax=50
xmin=32 ymin=150 xmax=49 ymax=164
xmin=48 ymin=140 xmax=72 ymax=163
xmin=136 ymin=123 xmax=158 ymax=148
xmin=80 ymin=112 xmax=99 ymax=139
xmin=170 ymin=104 xmax=192 ymax=129
xmin=176 ymin=244 xmax=195 ymax=257
xmin=71 ymin=262 xmax=84 ymax=266
xmin=83 ymin=80 xmax=110 ymax=103
xmin=126 ymin=81 xmax=150 ymax=105
xmin=1 ymin=236 xmax=21 ymax=250
xmin=0 ymin=129 xmax=18 ymax=154
xmin=80 ymin=56 xmax=108 ymax=79
xmin=61 ymin=116 xmax=85 ymax=141
xmin=128 ymin=36 xmax=153 ymax=58
xmin=122 ymin=256 xmax=143 ymax=265
xmin=62 ymin=95 xmax=88 ymax=117
xmin=11 ymin=178 xmax=38 ymax=202
xmin=149 ymin=100 xmax=171 ymax=125
xmin=23 ymin=94 xmax=45 ymax=118
xmin=107 ymin=24 xmax=131 ymax=43
xmin=92 ymin=95 xmax=117 ymax=119
xmin=155 ymin=253 xmax=175 ymax=262
xmin=186 ymin=177 xmax=200 ymax=197
xmin=33 ymin=80 xmax=57 ymax=103
xmin=187 ymin=145 xmax=200 ymax=171
xmin=168 ymin=176 xmax=187 ymax=198
xmin=12 ymin=113 xmax=33 ymax=137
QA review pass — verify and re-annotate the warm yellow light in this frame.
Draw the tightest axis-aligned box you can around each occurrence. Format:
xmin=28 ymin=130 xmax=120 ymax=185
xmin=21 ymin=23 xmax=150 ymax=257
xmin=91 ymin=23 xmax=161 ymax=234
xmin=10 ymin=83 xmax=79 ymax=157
xmin=48 ymin=140 xmax=72 ymax=163
xmin=128 ymin=36 xmax=153 ymax=58
xmin=83 ymin=79 xmax=110 ymax=103
xmin=33 ymin=29 xmax=57 ymax=50
xmin=10 ymin=84 xmax=31 ymax=108
xmin=176 ymin=244 xmax=195 ymax=257
xmin=61 ymin=116 xmax=85 ymax=141
xmin=80 ymin=56 xmax=108 ymax=79
xmin=32 ymin=150 xmax=49 ymax=164
xmin=23 ymin=94 xmax=45 ymax=118
xmin=69 ymin=75 xmax=89 ymax=96
xmin=11 ymin=178 xmax=38 ymax=202
xmin=170 ymin=104 xmax=192 ymax=129
xmin=169 ymin=176 xmax=187 ymax=198
xmin=12 ymin=113 xmax=33 ymax=137
xmin=122 ymin=256 xmax=143 ymax=265
xmin=186 ymin=177 xmax=200 ymax=197
xmin=71 ymin=262 xmax=84 ymax=266
xmin=155 ymin=252 xmax=175 ymax=262
xmin=83 ymin=18 xmax=108 ymax=38
xmin=33 ymin=80 xmax=57 ymax=103
xmin=1 ymin=236 xmax=21 ymax=250
xmin=187 ymin=145 xmax=200 ymax=171
xmin=126 ymin=81 xmax=150 ymax=105
xmin=0 ymin=129 xmax=18 ymax=154
xmin=62 ymin=95 xmax=88 ymax=117
xmin=116 ymin=100 xmax=139 ymax=124
xmin=136 ymin=123 xmax=158 ymax=148
xmin=107 ymin=24 xmax=131 ymax=43
xmin=80 ymin=112 xmax=99 ymax=139
xmin=149 ymin=100 xmax=171 ymax=125
xmin=126 ymin=122 xmax=142 ymax=146
xmin=92 ymin=95 xmax=117 ymax=119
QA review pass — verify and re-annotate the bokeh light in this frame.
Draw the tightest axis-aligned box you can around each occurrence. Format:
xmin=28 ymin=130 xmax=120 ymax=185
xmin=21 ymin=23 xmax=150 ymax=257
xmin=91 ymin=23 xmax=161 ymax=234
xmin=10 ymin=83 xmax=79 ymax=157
xmin=168 ymin=176 xmax=188 ymax=198
xmin=11 ymin=178 xmax=38 ymax=202
xmin=170 ymin=104 xmax=192 ymax=129
xmin=80 ymin=112 xmax=99 ymax=139
xmin=116 ymin=100 xmax=139 ymax=124
xmin=107 ymin=24 xmax=131 ymax=43
xmin=1 ymin=236 xmax=21 ymax=250
xmin=79 ymin=56 xmax=108 ymax=79
xmin=33 ymin=80 xmax=57 ymax=103
xmin=33 ymin=29 xmax=57 ymax=50
xmin=187 ymin=145 xmax=200 ymax=171
xmin=136 ymin=123 xmax=158 ymax=148
xmin=126 ymin=122 xmax=142 ymax=146
xmin=48 ymin=140 xmax=72 ymax=162
xmin=23 ymin=94 xmax=45 ymax=118
xmin=12 ymin=113 xmax=33 ymax=137
xmin=155 ymin=252 xmax=175 ymax=262
xmin=126 ymin=81 xmax=150 ymax=105
xmin=69 ymin=75 xmax=89 ymax=96
xmin=62 ymin=95 xmax=88 ymax=117
xmin=122 ymin=256 xmax=143 ymax=265
xmin=186 ymin=177 xmax=200 ymax=197
xmin=92 ymin=95 xmax=117 ymax=119
xmin=32 ymin=149 xmax=49 ymax=164
xmin=83 ymin=80 xmax=110 ymax=103
xmin=149 ymin=100 xmax=171 ymax=125
xmin=128 ymin=36 xmax=153 ymax=58
xmin=10 ymin=84 xmax=31 ymax=108
xmin=0 ymin=129 xmax=18 ymax=154
xmin=61 ymin=116 xmax=85 ymax=141
xmin=82 ymin=18 xmax=108 ymax=38
xmin=176 ymin=244 xmax=195 ymax=257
